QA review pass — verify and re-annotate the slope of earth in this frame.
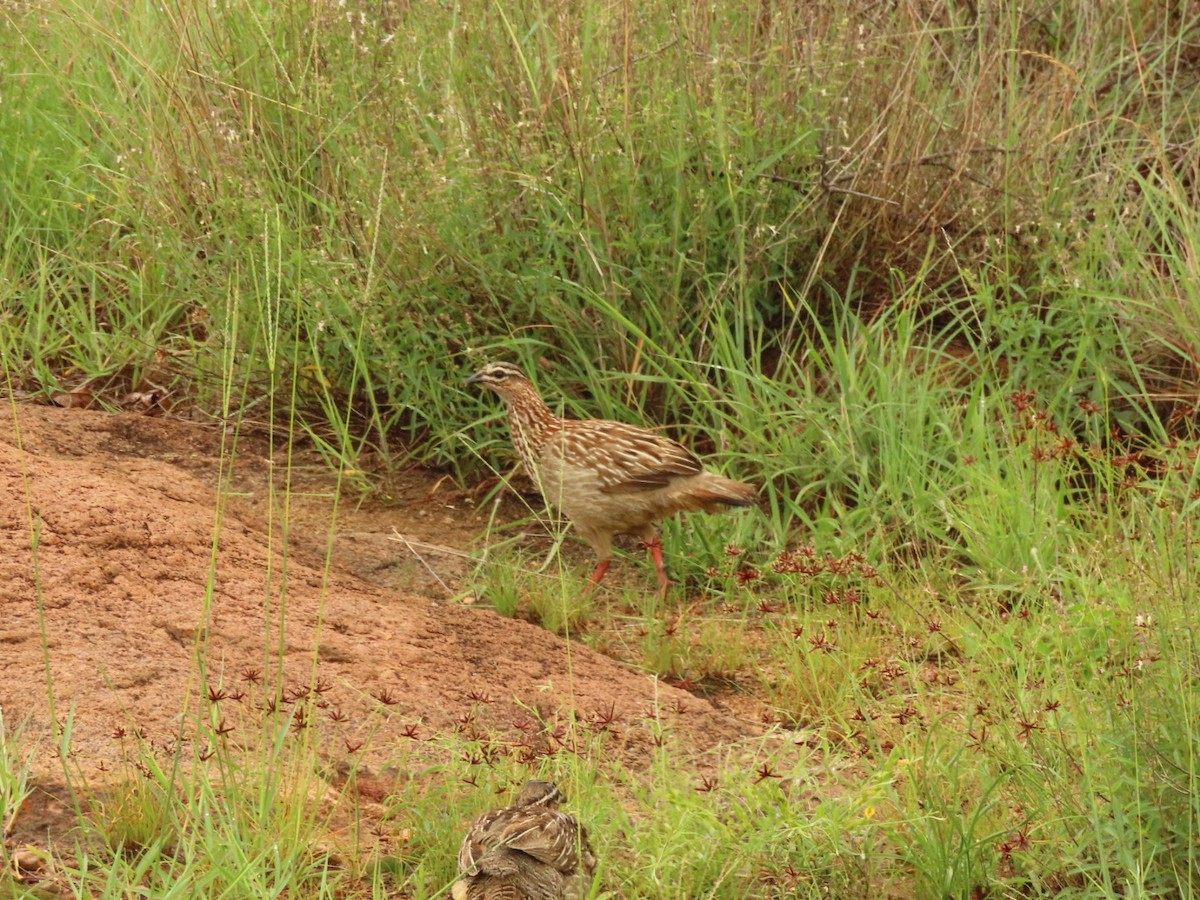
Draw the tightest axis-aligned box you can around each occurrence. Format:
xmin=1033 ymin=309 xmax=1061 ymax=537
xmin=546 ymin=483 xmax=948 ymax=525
xmin=1 ymin=405 xmax=755 ymax=850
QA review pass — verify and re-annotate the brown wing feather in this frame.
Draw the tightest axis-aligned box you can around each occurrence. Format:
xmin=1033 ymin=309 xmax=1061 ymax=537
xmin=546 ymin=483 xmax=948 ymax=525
xmin=497 ymin=812 xmax=585 ymax=872
xmin=561 ymin=420 xmax=703 ymax=493
xmin=458 ymin=807 xmax=510 ymax=874
xmin=458 ymin=807 xmax=587 ymax=876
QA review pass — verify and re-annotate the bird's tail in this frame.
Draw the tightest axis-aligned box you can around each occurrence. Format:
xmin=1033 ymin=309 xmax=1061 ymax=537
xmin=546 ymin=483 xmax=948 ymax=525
xmin=690 ymin=475 xmax=757 ymax=511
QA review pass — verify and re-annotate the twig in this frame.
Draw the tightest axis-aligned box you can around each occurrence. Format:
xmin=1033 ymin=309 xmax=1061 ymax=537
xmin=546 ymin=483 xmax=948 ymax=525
xmin=388 ymin=529 xmax=461 ymax=595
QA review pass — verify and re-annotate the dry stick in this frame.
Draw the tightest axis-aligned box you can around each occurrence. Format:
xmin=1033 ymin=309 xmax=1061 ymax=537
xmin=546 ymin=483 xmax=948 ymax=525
xmin=389 ymin=525 xmax=570 ymax=595
xmin=760 ymin=172 xmax=900 ymax=206
xmin=594 ymin=40 xmax=679 ymax=84
xmin=388 ymin=529 xmax=463 ymax=596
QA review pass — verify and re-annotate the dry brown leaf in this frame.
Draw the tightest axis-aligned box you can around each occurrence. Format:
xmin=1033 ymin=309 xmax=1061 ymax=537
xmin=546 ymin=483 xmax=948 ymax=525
xmin=51 ymin=388 xmax=95 ymax=409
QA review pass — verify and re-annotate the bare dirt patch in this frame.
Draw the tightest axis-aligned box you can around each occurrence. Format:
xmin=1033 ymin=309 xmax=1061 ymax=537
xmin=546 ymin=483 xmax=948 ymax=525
xmin=1 ymin=405 xmax=754 ymax=848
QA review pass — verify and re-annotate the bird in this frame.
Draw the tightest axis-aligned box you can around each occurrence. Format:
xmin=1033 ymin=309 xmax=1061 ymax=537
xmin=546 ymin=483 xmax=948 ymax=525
xmin=467 ymin=361 xmax=756 ymax=594
xmin=452 ymin=779 xmax=597 ymax=900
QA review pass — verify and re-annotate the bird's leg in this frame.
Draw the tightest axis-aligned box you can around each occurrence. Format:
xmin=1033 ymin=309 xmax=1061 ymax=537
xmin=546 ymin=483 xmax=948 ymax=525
xmin=640 ymin=537 xmax=673 ymax=596
xmin=580 ymin=559 xmax=611 ymax=596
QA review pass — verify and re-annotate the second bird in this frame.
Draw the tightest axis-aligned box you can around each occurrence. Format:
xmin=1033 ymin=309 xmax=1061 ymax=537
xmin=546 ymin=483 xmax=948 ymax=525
xmin=467 ymin=361 xmax=756 ymax=594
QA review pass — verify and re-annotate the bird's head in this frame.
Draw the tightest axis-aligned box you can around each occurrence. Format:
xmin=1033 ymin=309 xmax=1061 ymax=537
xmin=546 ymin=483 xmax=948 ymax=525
xmin=515 ymin=779 xmax=567 ymax=809
xmin=466 ymin=361 xmax=533 ymax=400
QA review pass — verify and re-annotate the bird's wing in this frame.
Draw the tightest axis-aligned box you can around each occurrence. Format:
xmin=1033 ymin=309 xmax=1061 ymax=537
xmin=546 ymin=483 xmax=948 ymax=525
xmin=457 ymin=808 xmax=512 ymax=874
xmin=458 ymin=809 xmax=584 ymax=876
xmin=497 ymin=811 xmax=585 ymax=874
xmin=561 ymin=421 xmax=703 ymax=493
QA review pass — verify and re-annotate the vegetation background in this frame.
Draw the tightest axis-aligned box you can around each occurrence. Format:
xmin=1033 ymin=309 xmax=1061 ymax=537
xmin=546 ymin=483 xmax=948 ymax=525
xmin=2 ymin=0 xmax=1199 ymax=896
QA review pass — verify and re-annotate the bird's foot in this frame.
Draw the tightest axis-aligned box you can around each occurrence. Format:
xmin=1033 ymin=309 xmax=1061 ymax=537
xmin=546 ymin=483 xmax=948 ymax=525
xmin=580 ymin=559 xmax=611 ymax=597
xmin=638 ymin=538 xmax=674 ymax=596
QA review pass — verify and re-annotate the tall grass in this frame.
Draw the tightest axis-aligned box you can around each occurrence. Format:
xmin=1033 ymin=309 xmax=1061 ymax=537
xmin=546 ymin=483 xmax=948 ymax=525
xmin=4 ymin=1 xmax=1197 ymax=455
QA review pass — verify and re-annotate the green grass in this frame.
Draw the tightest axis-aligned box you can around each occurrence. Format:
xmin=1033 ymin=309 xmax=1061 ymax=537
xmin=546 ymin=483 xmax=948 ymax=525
xmin=5 ymin=0 xmax=1200 ymax=895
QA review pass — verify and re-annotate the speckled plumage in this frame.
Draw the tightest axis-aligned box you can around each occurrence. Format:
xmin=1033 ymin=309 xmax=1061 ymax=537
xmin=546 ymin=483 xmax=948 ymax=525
xmin=467 ymin=361 xmax=756 ymax=592
xmin=452 ymin=780 xmax=596 ymax=900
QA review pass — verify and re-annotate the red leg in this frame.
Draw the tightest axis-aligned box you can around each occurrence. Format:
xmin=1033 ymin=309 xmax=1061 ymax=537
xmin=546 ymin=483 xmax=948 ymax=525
xmin=581 ymin=559 xmax=611 ymax=596
xmin=640 ymin=537 xmax=673 ymax=595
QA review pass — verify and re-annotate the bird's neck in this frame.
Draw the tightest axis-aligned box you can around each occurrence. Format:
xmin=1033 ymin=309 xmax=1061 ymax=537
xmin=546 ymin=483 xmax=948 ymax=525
xmin=505 ymin=388 xmax=559 ymax=469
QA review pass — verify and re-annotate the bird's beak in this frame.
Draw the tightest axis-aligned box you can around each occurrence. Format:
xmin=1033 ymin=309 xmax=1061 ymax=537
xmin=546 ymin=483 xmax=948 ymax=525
xmin=465 ymin=372 xmax=483 ymax=386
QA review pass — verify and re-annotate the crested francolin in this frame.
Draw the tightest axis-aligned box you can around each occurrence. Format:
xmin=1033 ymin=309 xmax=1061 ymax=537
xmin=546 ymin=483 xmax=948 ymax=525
xmin=468 ymin=361 xmax=755 ymax=593
xmin=452 ymin=779 xmax=596 ymax=900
